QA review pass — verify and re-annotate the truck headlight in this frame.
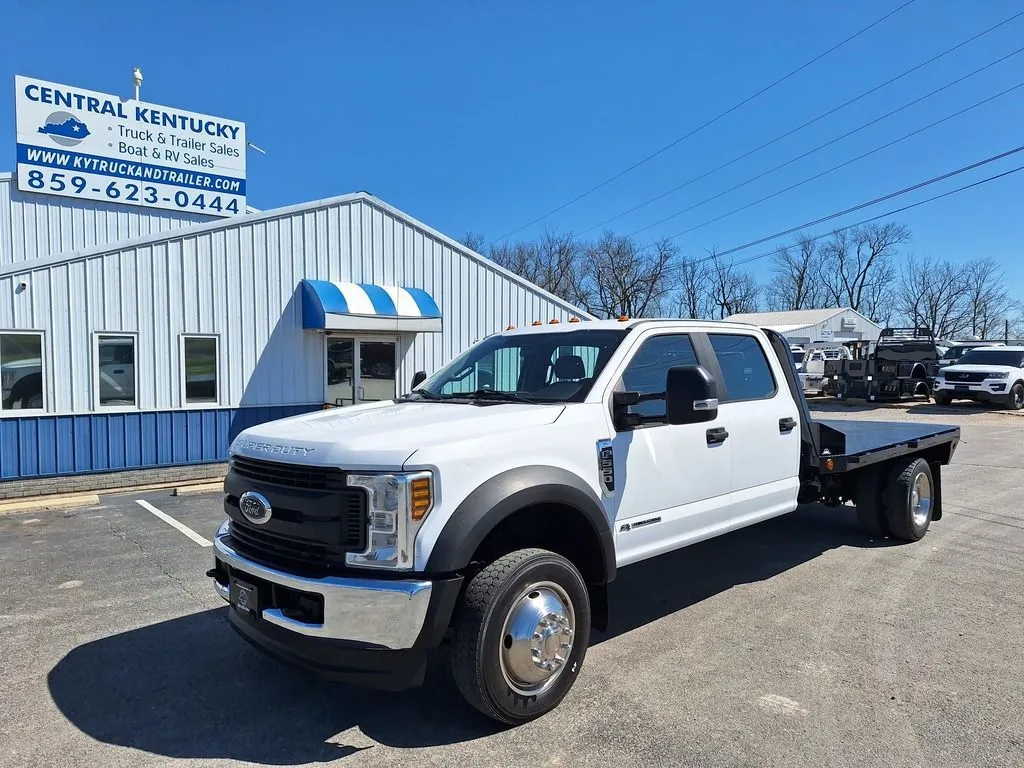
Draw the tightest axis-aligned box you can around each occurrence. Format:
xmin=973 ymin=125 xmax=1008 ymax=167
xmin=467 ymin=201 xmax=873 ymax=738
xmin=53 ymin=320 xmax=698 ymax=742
xmin=987 ymin=371 xmax=1009 ymax=380
xmin=345 ymin=471 xmax=433 ymax=570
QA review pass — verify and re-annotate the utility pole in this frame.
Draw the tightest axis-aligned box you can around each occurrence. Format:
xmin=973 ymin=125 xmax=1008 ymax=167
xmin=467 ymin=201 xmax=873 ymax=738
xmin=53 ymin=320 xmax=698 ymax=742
xmin=1006 ymin=318 xmax=1010 ymax=344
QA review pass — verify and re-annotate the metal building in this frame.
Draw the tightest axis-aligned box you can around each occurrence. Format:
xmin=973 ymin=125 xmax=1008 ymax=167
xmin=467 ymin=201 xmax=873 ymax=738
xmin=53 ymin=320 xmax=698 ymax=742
xmin=726 ymin=308 xmax=883 ymax=346
xmin=0 ymin=177 xmax=588 ymax=483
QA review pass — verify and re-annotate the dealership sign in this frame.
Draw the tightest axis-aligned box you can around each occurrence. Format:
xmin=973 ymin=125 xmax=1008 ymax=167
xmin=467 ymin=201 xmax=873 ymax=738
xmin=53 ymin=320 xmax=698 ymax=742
xmin=14 ymin=75 xmax=246 ymax=217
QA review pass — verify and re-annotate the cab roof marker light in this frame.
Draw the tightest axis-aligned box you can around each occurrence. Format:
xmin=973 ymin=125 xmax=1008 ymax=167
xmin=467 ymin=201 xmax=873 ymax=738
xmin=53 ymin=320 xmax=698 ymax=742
xmin=568 ymin=317 xmax=580 ymax=323
xmin=532 ymin=320 xmax=543 ymax=326
xmin=506 ymin=324 xmax=516 ymax=330
xmin=549 ymin=318 xmax=560 ymax=324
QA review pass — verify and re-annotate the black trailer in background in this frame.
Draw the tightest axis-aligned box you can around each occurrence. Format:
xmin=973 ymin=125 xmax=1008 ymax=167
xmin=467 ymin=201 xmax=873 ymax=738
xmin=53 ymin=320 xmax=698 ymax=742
xmin=823 ymin=327 xmax=940 ymax=402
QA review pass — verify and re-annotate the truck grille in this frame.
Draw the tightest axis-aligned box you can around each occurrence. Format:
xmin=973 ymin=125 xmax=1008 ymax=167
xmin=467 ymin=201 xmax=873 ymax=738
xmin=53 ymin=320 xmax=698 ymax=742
xmin=944 ymin=371 xmax=986 ymax=383
xmin=230 ymin=456 xmax=349 ymax=491
xmin=224 ymin=456 xmax=367 ymax=573
xmin=228 ymin=522 xmax=356 ymax=575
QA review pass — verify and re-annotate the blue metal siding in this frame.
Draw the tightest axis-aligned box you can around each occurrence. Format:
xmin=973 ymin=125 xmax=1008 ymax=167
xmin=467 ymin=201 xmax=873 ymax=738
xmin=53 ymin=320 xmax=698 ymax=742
xmin=0 ymin=404 xmax=318 ymax=480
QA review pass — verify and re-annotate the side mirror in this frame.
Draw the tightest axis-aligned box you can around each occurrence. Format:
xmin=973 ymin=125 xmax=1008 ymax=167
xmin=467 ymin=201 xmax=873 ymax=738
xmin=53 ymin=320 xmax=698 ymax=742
xmin=411 ymin=370 xmax=427 ymax=389
xmin=665 ymin=365 xmax=718 ymax=425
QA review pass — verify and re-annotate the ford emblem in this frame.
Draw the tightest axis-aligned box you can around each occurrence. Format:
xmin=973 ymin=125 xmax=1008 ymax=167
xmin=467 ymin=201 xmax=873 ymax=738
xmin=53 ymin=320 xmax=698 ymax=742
xmin=238 ymin=490 xmax=272 ymax=525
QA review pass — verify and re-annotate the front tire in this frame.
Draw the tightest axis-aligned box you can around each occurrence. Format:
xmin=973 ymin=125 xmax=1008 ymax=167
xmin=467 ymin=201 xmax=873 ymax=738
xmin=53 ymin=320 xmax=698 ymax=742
xmin=933 ymin=390 xmax=953 ymax=406
xmin=451 ymin=548 xmax=591 ymax=725
xmin=883 ymin=458 xmax=934 ymax=541
xmin=1006 ymin=382 xmax=1024 ymax=411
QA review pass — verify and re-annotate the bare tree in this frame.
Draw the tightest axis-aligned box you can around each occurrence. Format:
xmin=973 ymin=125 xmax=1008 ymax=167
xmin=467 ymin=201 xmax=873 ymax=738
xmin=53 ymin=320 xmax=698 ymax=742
xmin=488 ymin=230 xmax=584 ymax=306
xmin=895 ymin=256 xmax=975 ymax=339
xmin=460 ymin=232 xmax=488 ymax=255
xmin=675 ymin=257 xmax=712 ymax=319
xmin=707 ymin=251 xmax=760 ymax=319
xmin=964 ymin=258 xmax=1012 ymax=339
xmin=579 ymin=233 xmax=676 ymax=318
xmin=819 ymin=222 xmax=909 ymax=322
xmin=764 ymin=234 xmax=826 ymax=311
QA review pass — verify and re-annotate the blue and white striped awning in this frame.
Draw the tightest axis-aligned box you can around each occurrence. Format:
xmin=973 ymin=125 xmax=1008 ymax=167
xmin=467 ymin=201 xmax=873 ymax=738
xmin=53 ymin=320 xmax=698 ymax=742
xmin=300 ymin=280 xmax=442 ymax=332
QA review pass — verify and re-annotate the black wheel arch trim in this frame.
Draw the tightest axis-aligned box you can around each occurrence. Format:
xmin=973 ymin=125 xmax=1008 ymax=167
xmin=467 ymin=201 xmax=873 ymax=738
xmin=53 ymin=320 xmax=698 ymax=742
xmin=424 ymin=465 xmax=616 ymax=584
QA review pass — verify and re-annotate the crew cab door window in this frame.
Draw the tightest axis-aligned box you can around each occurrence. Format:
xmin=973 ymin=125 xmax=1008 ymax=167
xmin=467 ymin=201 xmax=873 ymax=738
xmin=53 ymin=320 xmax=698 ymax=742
xmin=620 ymin=334 xmax=699 ymax=417
xmin=708 ymin=333 xmax=777 ymax=401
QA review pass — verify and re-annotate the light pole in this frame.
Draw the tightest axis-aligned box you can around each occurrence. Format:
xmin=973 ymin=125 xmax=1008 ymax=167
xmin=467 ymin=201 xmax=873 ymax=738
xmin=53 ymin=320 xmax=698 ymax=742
xmin=132 ymin=67 xmax=143 ymax=100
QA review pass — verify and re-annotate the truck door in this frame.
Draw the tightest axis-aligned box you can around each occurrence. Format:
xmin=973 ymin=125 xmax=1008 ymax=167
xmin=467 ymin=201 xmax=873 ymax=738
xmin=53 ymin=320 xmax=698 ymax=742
xmin=706 ymin=332 xmax=801 ymax=523
xmin=606 ymin=332 xmax=733 ymax=567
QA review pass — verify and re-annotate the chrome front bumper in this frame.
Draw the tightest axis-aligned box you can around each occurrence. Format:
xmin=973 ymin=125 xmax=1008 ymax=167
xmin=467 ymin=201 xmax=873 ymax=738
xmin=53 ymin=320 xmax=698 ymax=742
xmin=213 ymin=522 xmax=433 ymax=650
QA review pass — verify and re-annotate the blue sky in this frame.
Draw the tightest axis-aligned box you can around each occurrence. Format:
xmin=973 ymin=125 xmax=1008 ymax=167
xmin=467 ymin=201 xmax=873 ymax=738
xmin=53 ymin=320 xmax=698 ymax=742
xmin=2 ymin=0 xmax=1022 ymax=296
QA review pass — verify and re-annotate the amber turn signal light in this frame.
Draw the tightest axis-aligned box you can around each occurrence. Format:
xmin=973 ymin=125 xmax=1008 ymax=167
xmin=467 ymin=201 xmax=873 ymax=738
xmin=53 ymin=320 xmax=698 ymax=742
xmin=410 ymin=476 xmax=432 ymax=521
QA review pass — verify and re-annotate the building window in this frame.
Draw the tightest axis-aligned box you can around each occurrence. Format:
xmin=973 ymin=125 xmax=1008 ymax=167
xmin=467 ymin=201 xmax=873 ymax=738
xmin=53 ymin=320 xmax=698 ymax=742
xmin=1 ymin=332 xmax=45 ymax=412
xmin=95 ymin=334 xmax=137 ymax=408
xmin=182 ymin=336 xmax=219 ymax=404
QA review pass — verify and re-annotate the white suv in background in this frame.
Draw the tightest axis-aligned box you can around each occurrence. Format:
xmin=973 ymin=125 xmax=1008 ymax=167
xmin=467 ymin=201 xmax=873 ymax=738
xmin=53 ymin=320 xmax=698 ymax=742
xmin=933 ymin=346 xmax=1024 ymax=410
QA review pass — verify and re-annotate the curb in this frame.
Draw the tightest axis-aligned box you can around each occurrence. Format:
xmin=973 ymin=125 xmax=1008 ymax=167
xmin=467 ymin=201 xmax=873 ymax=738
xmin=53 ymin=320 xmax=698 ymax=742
xmin=0 ymin=494 xmax=101 ymax=517
xmin=172 ymin=481 xmax=224 ymax=496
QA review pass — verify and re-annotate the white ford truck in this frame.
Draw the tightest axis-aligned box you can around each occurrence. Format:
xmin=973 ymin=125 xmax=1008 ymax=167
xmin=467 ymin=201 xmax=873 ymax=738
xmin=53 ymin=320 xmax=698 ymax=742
xmin=208 ymin=319 xmax=960 ymax=724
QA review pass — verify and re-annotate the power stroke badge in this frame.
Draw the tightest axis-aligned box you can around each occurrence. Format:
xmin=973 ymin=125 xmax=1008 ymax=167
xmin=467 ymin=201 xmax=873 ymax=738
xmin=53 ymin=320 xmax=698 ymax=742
xmin=596 ymin=439 xmax=615 ymax=496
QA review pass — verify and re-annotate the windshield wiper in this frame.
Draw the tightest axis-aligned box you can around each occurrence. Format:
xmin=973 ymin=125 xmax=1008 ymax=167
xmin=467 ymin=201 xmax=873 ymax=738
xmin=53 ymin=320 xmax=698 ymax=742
xmin=400 ymin=389 xmax=444 ymax=401
xmin=447 ymin=389 xmax=542 ymax=404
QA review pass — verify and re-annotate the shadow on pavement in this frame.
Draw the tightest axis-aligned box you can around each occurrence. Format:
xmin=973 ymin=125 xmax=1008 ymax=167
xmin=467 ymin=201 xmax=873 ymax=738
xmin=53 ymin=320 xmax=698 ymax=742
xmin=596 ymin=503 xmax=896 ymax=643
xmin=49 ymin=503 xmax=891 ymax=764
xmin=47 ymin=609 xmax=497 ymax=765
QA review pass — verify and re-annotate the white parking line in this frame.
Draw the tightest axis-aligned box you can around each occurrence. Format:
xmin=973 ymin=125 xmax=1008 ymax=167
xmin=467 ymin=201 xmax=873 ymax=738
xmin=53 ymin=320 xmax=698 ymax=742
xmin=135 ymin=499 xmax=213 ymax=547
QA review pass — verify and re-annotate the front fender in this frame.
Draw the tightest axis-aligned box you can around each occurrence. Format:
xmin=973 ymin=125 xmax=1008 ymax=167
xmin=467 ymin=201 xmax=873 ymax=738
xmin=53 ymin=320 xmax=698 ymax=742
xmin=424 ymin=465 xmax=616 ymax=583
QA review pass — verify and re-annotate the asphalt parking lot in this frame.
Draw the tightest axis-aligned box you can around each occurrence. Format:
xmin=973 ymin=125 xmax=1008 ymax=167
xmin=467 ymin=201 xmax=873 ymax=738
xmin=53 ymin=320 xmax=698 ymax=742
xmin=2 ymin=404 xmax=1023 ymax=768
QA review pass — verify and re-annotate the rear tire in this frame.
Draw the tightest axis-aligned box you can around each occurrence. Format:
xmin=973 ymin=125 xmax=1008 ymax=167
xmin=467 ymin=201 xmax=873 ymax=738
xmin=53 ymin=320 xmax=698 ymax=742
xmin=1006 ymin=382 xmax=1024 ymax=411
xmin=855 ymin=468 xmax=889 ymax=538
xmin=933 ymin=390 xmax=953 ymax=406
xmin=883 ymin=458 xmax=934 ymax=541
xmin=450 ymin=548 xmax=591 ymax=725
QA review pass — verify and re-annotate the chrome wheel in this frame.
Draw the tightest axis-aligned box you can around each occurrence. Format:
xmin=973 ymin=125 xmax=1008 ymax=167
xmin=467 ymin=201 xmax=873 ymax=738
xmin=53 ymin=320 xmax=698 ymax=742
xmin=498 ymin=581 xmax=575 ymax=697
xmin=911 ymin=471 xmax=932 ymax=528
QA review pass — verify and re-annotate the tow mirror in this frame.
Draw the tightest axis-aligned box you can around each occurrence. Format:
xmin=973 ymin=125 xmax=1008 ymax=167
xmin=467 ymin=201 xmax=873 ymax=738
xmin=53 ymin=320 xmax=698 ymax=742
xmin=665 ymin=365 xmax=718 ymax=424
xmin=411 ymin=370 xmax=427 ymax=389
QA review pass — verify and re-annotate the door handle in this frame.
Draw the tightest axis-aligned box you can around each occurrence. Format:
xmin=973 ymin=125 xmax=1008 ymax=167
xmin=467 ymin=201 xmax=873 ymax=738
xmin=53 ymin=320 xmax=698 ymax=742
xmin=779 ymin=417 xmax=797 ymax=433
xmin=706 ymin=427 xmax=729 ymax=445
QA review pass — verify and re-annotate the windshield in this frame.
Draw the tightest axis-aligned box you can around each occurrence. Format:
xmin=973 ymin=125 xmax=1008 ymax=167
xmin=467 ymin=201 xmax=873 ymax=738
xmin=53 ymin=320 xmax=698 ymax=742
xmin=413 ymin=329 xmax=629 ymax=403
xmin=957 ymin=349 xmax=1024 ymax=367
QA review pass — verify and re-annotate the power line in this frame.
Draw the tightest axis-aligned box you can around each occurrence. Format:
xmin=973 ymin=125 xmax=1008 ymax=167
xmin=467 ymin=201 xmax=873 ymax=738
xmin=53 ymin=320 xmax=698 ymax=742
xmin=722 ymin=163 xmax=1024 ymax=270
xmin=687 ymin=144 xmax=1024 ymax=263
xmin=631 ymin=44 xmax=1024 ymax=237
xmin=671 ymin=79 xmax=1024 ymax=239
xmin=488 ymin=0 xmax=920 ymax=244
xmin=578 ymin=9 xmax=1024 ymax=235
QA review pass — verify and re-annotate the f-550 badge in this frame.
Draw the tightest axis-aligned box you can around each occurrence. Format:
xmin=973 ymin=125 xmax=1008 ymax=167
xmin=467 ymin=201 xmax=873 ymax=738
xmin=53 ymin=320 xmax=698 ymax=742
xmin=596 ymin=439 xmax=615 ymax=495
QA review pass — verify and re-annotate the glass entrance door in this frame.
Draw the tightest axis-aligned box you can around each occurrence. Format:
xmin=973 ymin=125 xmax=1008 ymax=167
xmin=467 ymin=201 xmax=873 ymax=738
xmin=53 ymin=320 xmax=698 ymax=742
xmin=324 ymin=336 xmax=397 ymax=406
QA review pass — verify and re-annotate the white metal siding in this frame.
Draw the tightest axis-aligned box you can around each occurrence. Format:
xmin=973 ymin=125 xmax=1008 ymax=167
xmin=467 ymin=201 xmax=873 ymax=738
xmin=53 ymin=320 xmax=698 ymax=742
xmin=0 ymin=195 xmax=588 ymax=414
xmin=0 ymin=174 xmax=211 ymax=267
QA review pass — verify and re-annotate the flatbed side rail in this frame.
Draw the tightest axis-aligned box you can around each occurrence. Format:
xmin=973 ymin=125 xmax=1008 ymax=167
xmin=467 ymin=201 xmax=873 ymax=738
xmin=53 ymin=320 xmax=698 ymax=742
xmin=818 ymin=426 xmax=960 ymax=474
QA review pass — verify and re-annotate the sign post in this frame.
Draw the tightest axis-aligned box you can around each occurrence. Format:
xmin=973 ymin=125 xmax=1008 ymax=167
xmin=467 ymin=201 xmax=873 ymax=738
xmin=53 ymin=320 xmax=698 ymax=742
xmin=14 ymin=75 xmax=246 ymax=217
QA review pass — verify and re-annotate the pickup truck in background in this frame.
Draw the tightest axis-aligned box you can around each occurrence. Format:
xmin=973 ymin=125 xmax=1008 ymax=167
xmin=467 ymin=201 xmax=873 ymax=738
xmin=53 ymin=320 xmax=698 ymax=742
xmin=209 ymin=319 xmax=960 ymax=724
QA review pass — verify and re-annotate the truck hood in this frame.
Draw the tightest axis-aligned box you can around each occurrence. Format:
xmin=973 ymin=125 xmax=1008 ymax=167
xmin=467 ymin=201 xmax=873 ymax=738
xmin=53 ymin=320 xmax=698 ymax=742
xmin=229 ymin=400 xmax=565 ymax=470
xmin=939 ymin=364 xmax=1019 ymax=375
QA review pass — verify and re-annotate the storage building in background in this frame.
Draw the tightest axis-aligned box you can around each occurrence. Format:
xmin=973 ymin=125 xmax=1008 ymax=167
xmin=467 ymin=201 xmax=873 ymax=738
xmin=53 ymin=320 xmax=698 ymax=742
xmin=726 ymin=308 xmax=883 ymax=346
